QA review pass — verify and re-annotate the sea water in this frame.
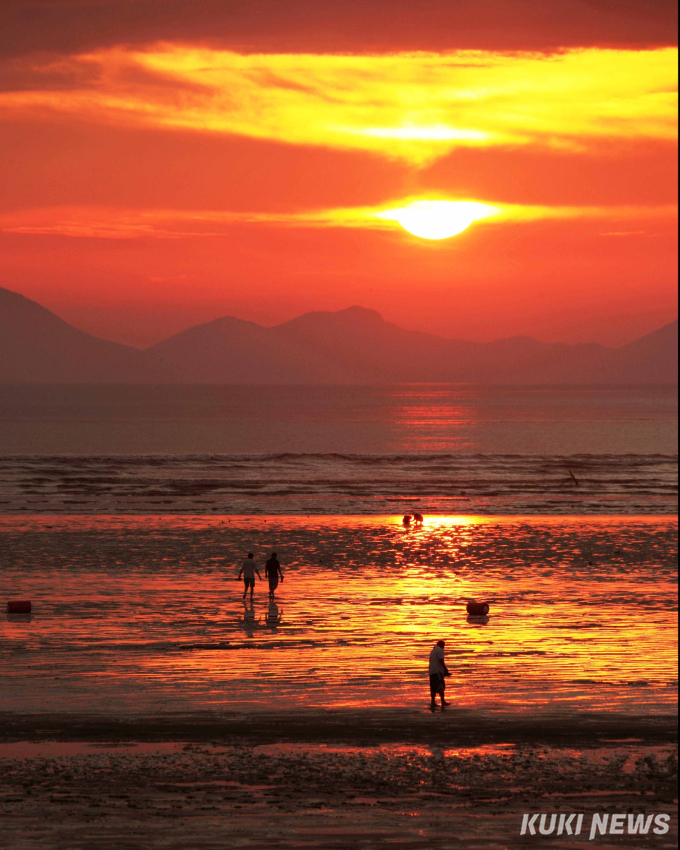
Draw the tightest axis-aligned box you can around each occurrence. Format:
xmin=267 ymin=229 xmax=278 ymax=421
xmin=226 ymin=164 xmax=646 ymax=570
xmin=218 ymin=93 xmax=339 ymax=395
xmin=1 ymin=515 xmax=676 ymax=715
xmin=0 ymin=385 xmax=676 ymax=716
xmin=0 ymin=384 xmax=676 ymax=515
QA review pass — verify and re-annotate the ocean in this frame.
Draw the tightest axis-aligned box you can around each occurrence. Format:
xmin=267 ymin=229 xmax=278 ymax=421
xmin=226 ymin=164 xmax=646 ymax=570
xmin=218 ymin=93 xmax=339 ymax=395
xmin=0 ymin=384 xmax=676 ymax=515
xmin=0 ymin=384 xmax=677 ymax=718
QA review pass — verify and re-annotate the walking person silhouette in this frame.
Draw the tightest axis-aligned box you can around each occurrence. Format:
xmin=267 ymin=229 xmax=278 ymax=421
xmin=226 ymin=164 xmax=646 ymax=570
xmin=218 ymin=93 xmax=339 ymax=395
xmin=429 ymin=640 xmax=452 ymax=710
xmin=238 ymin=553 xmax=261 ymax=600
xmin=265 ymin=552 xmax=284 ymax=600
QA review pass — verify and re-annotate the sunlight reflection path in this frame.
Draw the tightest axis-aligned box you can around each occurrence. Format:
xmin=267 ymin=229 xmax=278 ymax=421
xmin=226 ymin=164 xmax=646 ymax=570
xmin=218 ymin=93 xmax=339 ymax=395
xmin=1 ymin=515 xmax=676 ymax=715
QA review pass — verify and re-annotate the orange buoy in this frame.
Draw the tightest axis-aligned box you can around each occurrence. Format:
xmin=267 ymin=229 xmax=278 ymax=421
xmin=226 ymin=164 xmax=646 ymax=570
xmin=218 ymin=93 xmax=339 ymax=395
xmin=466 ymin=601 xmax=489 ymax=616
xmin=7 ymin=600 xmax=31 ymax=614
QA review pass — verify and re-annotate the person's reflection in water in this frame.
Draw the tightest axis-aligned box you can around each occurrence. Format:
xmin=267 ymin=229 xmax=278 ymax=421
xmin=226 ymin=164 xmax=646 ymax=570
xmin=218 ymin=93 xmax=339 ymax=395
xmin=239 ymin=600 xmax=257 ymax=637
xmin=265 ymin=600 xmax=283 ymax=631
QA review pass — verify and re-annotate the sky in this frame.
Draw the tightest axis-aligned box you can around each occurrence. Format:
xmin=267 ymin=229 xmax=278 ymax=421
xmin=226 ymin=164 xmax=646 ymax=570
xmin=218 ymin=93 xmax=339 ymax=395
xmin=0 ymin=0 xmax=677 ymax=348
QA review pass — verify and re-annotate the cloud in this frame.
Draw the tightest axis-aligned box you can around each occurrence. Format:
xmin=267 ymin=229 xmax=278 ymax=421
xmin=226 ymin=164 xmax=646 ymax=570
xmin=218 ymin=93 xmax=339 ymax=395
xmin=0 ymin=45 xmax=676 ymax=166
xmin=1 ymin=199 xmax=674 ymax=239
xmin=1 ymin=1 xmax=677 ymax=58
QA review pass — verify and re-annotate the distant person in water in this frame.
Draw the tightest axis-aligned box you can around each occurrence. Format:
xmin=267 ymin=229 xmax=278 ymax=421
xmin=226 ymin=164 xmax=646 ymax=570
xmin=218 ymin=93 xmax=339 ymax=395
xmin=265 ymin=552 xmax=284 ymax=599
xmin=413 ymin=513 xmax=424 ymax=524
xmin=403 ymin=515 xmax=412 ymax=526
xmin=238 ymin=553 xmax=261 ymax=600
xmin=429 ymin=640 xmax=451 ymax=710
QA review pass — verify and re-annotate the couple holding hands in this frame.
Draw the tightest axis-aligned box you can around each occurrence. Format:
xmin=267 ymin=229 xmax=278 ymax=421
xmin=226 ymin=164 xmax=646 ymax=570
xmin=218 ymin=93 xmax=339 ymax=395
xmin=238 ymin=552 xmax=284 ymax=600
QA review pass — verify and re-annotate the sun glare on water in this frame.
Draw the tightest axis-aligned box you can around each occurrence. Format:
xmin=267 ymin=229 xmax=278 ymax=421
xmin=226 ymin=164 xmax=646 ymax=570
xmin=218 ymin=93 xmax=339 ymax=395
xmin=378 ymin=200 xmax=499 ymax=239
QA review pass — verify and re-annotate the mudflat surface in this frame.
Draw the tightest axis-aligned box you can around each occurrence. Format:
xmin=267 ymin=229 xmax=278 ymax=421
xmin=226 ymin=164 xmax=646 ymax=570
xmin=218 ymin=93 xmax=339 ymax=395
xmin=0 ymin=711 xmax=677 ymax=849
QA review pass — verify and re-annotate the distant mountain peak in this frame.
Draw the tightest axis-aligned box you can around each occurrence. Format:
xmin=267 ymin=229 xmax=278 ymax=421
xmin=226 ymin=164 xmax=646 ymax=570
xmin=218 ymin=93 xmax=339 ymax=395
xmin=0 ymin=285 xmax=150 ymax=382
xmin=275 ymin=305 xmax=386 ymax=332
xmin=1 ymin=285 xmax=60 ymax=317
xmin=335 ymin=305 xmax=384 ymax=321
xmin=1 ymin=286 xmax=677 ymax=385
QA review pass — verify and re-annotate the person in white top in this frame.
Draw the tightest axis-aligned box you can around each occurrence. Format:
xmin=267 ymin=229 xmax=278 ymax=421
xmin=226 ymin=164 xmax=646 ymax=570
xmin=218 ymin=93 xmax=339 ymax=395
xmin=428 ymin=640 xmax=451 ymax=709
xmin=237 ymin=553 xmax=262 ymax=599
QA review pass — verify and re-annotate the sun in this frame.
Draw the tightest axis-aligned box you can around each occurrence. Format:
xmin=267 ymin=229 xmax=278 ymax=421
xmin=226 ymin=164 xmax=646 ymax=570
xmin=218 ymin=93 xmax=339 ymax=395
xmin=377 ymin=200 xmax=498 ymax=239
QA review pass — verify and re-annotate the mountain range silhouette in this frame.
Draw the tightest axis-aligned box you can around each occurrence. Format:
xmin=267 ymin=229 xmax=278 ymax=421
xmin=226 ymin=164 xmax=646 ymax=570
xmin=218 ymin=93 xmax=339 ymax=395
xmin=1 ymin=286 xmax=677 ymax=384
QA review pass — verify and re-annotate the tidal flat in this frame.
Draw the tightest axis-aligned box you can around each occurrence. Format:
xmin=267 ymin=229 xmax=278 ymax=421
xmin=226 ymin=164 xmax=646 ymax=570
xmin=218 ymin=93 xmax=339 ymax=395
xmin=0 ymin=722 xmax=676 ymax=849
xmin=1 ymin=514 xmax=677 ymax=846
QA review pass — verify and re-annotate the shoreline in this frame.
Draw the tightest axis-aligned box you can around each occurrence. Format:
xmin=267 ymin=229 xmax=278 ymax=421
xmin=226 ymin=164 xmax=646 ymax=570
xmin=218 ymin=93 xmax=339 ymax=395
xmin=1 ymin=709 xmax=676 ymax=747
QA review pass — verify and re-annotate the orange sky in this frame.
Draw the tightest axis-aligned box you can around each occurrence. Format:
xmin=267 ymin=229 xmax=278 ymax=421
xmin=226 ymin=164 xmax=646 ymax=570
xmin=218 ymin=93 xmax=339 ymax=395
xmin=0 ymin=1 xmax=677 ymax=347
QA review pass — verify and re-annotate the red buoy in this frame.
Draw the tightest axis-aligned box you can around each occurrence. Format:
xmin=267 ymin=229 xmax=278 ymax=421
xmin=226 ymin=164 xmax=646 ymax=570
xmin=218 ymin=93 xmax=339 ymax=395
xmin=7 ymin=600 xmax=31 ymax=614
xmin=466 ymin=601 xmax=489 ymax=616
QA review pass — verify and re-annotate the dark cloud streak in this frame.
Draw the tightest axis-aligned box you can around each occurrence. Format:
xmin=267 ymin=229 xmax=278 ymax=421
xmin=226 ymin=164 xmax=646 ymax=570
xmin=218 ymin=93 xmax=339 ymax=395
xmin=1 ymin=0 xmax=677 ymax=59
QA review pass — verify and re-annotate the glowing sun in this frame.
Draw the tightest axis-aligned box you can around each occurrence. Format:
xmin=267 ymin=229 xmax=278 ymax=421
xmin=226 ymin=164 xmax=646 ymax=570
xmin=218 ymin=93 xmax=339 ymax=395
xmin=378 ymin=200 xmax=498 ymax=239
